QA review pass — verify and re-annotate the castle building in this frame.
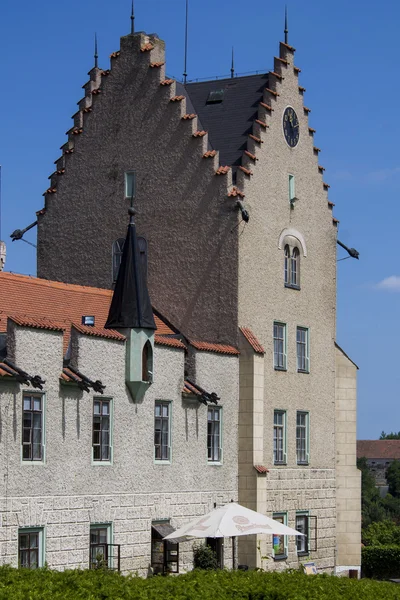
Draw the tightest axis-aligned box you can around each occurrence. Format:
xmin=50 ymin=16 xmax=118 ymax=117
xmin=8 ymin=12 xmax=360 ymax=575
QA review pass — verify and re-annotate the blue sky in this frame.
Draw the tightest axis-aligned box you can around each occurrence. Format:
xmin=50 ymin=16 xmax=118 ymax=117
xmin=0 ymin=0 xmax=398 ymax=439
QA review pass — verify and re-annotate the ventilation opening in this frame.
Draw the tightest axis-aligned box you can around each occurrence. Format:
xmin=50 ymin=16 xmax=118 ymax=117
xmin=206 ymin=90 xmax=224 ymax=104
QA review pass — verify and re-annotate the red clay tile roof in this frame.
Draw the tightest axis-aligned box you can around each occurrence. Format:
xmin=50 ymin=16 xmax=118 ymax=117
xmin=193 ymin=130 xmax=207 ymax=138
xmin=154 ymin=335 xmax=186 ymax=350
xmin=216 ymin=166 xmax=230 ymax=175
xmin=170 ymin=95 xmax=185 ymax=102
xmin=244 ymin=151 xmax=257 ymax=162
xmin=259 ymin=102 xmax=273 ymax=111
xmin=255 ymin=119 xmax=268 ymax=129
xmin=249 ymin=134 xmax=263 ymax=144
xmin=275 ymin=57 xmax=288 ymax=65
xmin=182 ymin=113 xmax=196 ymax=120
xmin=109 ymin=51 xmax=121 ymax=58
xmin=281 ymin=42 xmax=296 ymax=52
xmin=269 ymin=71 xmax=283 ymax=80
xmin=203 ymin=150 xmax=217 ymax=158
xmin=182 ymin=380 xmax=201 ymax=395
xmin=160 ymin=79 xmax=174 ymax=86
xmin=190 ymin=340 xmax=239 ymax=355
xmin=239 ymin=327 xmax=265 ymax=354
xmin=228 ymin=187 xmax=245 ymax=198
xmin=265 ymin=88 xmax=279 ymax=96
xmin=238 ymin=166 xmax=253 ymax=176
xmin=357 ymin=440 xmax=400 ymax=460
xmin=140 ymin=43 xmax=154 ymax=52
xmin=71 ymin=323 xmax=126 ymax=342
xmin=150 ymin=62 xmax=165 ymax=68
xmin=8 ymin=315 xmax=66 ymax=332
xmin=254 ymin=465 xmax=269 ymax=474
xmin=0 ymin=272 xmax=174 ymax=352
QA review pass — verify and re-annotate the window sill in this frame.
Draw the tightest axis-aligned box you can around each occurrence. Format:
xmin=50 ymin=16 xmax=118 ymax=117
xmin=273 ymin=555 xmax=288 ymax=561
xmin=297 ymin=369 xmax=309 ymax=375
xmin=208 ymin=461 xmax=223 ymax=466
xmin=155 ymin=460 xmax=171 ymax=465
xmin=92 ymin=461 xmax=113 ymax=466
xmin=297 ymin=551 xmax=310 ymax=557
xmin=21 ymin=460 xmax=45 ymax=466
xmin=297 ymin=462 xmax=309 ymax=466
xmin=274 ymin=367 xmax=287 ymax=372
xmin=274 ymin=462 xmax=287 ymax=466
xmin=284 ymin=284 xmax=300 ymax=291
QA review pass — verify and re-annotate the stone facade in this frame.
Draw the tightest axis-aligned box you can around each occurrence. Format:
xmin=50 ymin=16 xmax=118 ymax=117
xmin=31 ymin=25 xmax=360 ymax=575
xmin=0 ymin=320 xmax=238 ymax=573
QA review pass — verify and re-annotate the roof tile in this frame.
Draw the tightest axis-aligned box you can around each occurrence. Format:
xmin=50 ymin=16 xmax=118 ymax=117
xmin=155 ymin=335 xmax=186 ymax=349
xmin=240 ymin=327 xmax=265 ymax=354
xmin=357 ymin=440 xmax=400 ymax=460
xmin=216 ymin=166 xmax=230 ymax=175
xmin=190 ymin=340 xmax=239 ymax=355
xmin=228 ymin=187 xmax=245 ymax=198
xmin=72 ymin=323 xmax=126 ymax=341
xmin=254 ymin=465 xmax=269 ymax=474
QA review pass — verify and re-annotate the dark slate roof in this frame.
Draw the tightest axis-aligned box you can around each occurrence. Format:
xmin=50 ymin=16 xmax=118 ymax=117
xmin=185 ymin=73 xmax=269 ymax=168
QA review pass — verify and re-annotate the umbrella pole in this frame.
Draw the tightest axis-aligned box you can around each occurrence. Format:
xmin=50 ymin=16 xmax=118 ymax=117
xmin=232 ymin=536 xmax=236 ymax=570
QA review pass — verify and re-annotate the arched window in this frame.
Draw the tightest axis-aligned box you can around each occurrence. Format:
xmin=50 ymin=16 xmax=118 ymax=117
xmin=291 ymin=247 xmax=299 ymax=287
xmin=142 ymin=340 xmax=153 ymax=382
xmin=112 ymin=238 xmax=125 ymax=282
xmin=284 ymin=245 xmax=290 ymax=285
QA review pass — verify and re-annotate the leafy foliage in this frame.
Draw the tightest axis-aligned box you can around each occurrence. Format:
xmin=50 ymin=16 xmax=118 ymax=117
xmin=362 ymin=519 xmax=400 ymax=546
xmin=357 ymin=457 xmax=387 ymax=528
xmin=192 ymin=543 xmax=219 ymax=570
xmin=0 ymin=567 xmax=398 ymax=599
xmin=362 ymin=545 xmax=400 ymax=579
xmin=387 ymin=460 xmax=400 ymax=497
xmin=380 ymin=431 xmax=400 ymax=439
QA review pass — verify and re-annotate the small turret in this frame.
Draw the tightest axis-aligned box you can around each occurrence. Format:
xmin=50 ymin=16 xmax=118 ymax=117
xmin=105 ymin=205 xmax=156 ymax=402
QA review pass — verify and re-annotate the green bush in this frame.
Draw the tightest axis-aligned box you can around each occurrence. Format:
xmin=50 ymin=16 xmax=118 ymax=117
xmin=362 ymin=545 xmax=400 ymax=579
xmin=362 ymin=519 xmax=400 ymax=546
xmin=192 ymin=543 xmax=219 ymax=570
xmin=0 ymin=566 xmax=398 ymax=599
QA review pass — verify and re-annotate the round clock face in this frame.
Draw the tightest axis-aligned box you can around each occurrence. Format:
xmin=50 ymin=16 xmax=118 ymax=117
xmin=283 ymin=106 xmax=299 ymax=148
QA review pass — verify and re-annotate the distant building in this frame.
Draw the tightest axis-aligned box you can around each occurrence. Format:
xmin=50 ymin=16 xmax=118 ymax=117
xmin=357 ymin=440 xmax=400 ymax=488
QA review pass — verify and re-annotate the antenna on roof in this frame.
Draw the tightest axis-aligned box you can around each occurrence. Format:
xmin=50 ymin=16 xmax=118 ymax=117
xmin=284 ymin=5 xmax=288 ymax=44
xmin=231 ymin=47 xmax=235 ymax=79
xmin=183 ymin=0 xmax=188 ymax=84
xmin=94 ymin=33 xmax=98 ymax=69
xmin=130 ymin=0 xmax=135 ymax=34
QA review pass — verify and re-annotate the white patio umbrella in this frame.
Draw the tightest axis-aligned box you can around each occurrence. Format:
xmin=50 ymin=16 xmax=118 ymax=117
xmin=164 ymin=502 xmax=303 ymax=568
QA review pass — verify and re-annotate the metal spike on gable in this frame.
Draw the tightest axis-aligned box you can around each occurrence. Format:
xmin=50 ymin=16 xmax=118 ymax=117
xmin=183 ymin=0 xmax=188 ymax=84
xmin=131 ymin=0 xmax=135 ymax=34
xmin=94 ymin=33 xmax=98 ymax=68
xmin=284 ymin=5 xmax=288 ymax=44
xmin=231 ymin=47 xmax=235 ymax=79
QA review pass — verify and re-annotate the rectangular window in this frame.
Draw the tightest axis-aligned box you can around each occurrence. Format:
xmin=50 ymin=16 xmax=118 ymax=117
xmin=90 ymin=524 xmax=112 ymax=569
xmin=155 ymin=401 xmax=171 ymax=462
xmin=273 ymin=410 xmax=287 ymax=464
xmin=151 ymin=523 xmax=179 ymax=574
xmin=125 ymin=171 xmax=136 ymax=199
xmin=296 ymin=513 xmax=309 ymax=555
xmin=296 ymin=327 xmax=309 ymax=372
xmin=296 ymin=411 xmax=309 ymax=465
xmin=208 ymin=407 xmax=222 ymax=463
xmin=272 ymin=513 xmax=288 ymax=559
xmin=93 ymin=399 xmax=112 ymax=462
xmin=273 ymin=322 xmax=287 ymax=370
xmin=22 ymin=394 xmax=43 ymax=461
xmin=289 ymin=174 xmax=295 ymax=203
xmin=18 ymin=528 xmax=44 ymax=568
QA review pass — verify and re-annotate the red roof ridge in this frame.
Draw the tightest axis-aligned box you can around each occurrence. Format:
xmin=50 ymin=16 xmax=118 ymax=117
xmin=8 ymin=315 xmax=66 ymax=332
xmin=239 ymin=327 xmax=265 ymax=354
xmin=189 ymin=340 xmax=239 ymax=355
xmin=155 ymin=335 xmax=186 ymax=350
xmin=357 ymin=439 xmax=400 ymax=460
xmin=0 ymin=272 xmax=114 ymax=297
xmin=71 ymin=322 xmax=126 ymax=341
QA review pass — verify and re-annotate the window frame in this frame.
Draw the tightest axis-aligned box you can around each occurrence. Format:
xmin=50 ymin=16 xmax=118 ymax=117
xmin=296 ymin=411 xmax=310 ymax=465
xmin=207 ymin=406 xmax=222 ymax=464
xmin=295 ymin=512 xmax=310 ymax=556
xmin=273 ymin=410 xmax=287 ymax=465
xmin=272 ymin=513 xmax=288 ymax=560
xmin=18 ymin=527 xmax=45 ymax=569
xmin=296 ymin=326 xmax=310 ymax=373
xmin=273 ymin=322 xmax=287 ymax=371
xmin=124 ymin=171 xmax=136 ymax=199
xmin=21 ymin=393 xmax=45 ymax=463
xmin=154 ymin=401 xmax=172 ymax=463
xmin=283 ymin=243 xmax=301 ymax=291
xmin=90 ymin=523 xmax=113 ymax=569
xmin=92 ymin=398 xmax=113 ymax=465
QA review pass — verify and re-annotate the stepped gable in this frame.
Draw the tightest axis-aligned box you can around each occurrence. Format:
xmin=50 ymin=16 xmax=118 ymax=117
xmin=185 ymin=74 xmax=268 ymax=169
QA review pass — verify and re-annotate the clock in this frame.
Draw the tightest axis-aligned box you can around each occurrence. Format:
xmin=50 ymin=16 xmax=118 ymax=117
xmin=283 ymin=107 xmax=299 ymax=148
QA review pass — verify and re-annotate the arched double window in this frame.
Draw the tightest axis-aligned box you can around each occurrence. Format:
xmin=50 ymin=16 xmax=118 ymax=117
xmin=284 ymin=244 xmax=300 ymax=289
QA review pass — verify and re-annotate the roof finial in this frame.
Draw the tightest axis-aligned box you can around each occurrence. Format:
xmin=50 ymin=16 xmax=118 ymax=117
xmin=231 ymin=47 xmax=234 ymax=79
xmin=183 ymin=0 xmax=188 ymax=84
xmin=284 ymin=5 xmax=288 ymax=44
xmin=131 ymin=0 xmax=135 ymax=34
xmin=94 ymin=33 xmax=98 ymax=69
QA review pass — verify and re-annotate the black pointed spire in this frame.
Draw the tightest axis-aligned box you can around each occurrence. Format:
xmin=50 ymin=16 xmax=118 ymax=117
xmin=284 ymin=5 xmax=288 ymax=44
xmin=94 ymin=33 xmax=98 ymax=69
xmin=231 ymin=47 xmax=234 ymax=79
xmin=183 ymin=0 xmax=188 ymax=84
xmin=131 ymin=0 xmax=135 ymax=34
xmin=105 ymin=206 xmax=156 ymax=330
